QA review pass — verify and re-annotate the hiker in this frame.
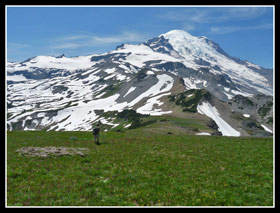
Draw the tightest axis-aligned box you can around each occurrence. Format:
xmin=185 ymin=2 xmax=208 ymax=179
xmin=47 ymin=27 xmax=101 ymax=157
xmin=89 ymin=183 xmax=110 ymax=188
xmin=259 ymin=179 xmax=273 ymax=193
xmin=93 ymin=124 xmax=101 ymax=145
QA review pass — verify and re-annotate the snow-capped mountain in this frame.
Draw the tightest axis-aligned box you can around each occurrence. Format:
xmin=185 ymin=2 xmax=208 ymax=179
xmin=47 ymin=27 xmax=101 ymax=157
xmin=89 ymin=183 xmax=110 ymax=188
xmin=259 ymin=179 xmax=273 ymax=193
xmin=7 ymin=30 xmax=273 ymax=136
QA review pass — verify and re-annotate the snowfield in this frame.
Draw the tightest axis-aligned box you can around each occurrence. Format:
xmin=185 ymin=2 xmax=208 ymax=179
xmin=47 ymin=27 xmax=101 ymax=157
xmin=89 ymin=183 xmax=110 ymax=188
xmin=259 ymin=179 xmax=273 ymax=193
xmin=243 ymin=114 xmax=250 ymax=118
xmin=261 ymin=125 xmax=273 ymax=133
xmin=7 ymin=73 xmax=175 ymax=131
xmin=196 ymin=132 xmax=211 ymax=136
xmin=136 ymin=92 xmax=172 ymax=115
xmin=197 ymin=102 xmax=240 ymax=137
xmin=113 ymin=44 xmax=182 ymax=68
xmin=7 ymin=74 xmax=27 ymax=82
xmin=7 ymin=55 xmax=95 ymax=73
xmin=123 ymin=87 xmax=137 ymax=98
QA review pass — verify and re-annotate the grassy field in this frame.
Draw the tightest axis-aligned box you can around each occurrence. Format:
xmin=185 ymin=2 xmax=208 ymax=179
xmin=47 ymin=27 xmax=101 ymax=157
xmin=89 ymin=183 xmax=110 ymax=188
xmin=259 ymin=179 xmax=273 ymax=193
xmin=6 ymin=129 xmax=273 ymax=206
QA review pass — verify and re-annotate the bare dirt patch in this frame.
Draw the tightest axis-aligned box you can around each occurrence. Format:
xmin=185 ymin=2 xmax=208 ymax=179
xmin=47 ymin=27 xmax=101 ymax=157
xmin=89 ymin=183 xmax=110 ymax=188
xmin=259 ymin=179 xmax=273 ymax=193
xmin=16 ymin=146 xmax=89 ymax=158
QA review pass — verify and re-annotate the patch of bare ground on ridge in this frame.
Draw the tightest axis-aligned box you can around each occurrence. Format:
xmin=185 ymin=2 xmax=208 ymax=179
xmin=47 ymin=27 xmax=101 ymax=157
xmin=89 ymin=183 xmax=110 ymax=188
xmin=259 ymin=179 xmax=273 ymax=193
xmin=16 ymin=146 xmax=89 ymax=158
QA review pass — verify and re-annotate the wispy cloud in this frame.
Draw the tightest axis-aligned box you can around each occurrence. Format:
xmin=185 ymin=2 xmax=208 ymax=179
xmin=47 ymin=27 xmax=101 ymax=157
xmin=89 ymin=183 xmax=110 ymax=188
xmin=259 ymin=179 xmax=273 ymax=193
xmin=227 ymin=7 xmax=268 ymax=20
xmin=181 ymin=23 xmax=195 ymax=32
xmin=210 ymin=23 xmax=273 ymax=34
xmin=159 ymin=7 xmax=270 ymax=24
xmin=57 ymin=35 xmax=89 ymax=41
xmin=157 ymin=7 xmax=272 ymax=35
xmin=50 ymin=31 xmax=149 ymax=50
xmin=7 ymin=42 xmax=30 ymax=55
xmin=51 ymin=42 xmax=84 ymax=49
xmin=8 ymin=42 xmax=30 ymax=49
xmin=7 ymin=42 xmax=31 ymax=61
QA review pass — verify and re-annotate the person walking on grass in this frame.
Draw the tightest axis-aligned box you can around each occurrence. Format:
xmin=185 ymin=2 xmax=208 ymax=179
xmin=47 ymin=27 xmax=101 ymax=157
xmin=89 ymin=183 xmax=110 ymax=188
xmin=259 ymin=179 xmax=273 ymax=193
xmin=93 ymin=123 xmax=101 ymax=145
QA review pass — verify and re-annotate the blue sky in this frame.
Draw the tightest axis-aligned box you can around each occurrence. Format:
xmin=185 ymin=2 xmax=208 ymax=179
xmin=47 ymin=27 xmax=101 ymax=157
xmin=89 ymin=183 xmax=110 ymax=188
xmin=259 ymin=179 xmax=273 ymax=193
xmin=7 ymin=6 xmax=274 ymax=68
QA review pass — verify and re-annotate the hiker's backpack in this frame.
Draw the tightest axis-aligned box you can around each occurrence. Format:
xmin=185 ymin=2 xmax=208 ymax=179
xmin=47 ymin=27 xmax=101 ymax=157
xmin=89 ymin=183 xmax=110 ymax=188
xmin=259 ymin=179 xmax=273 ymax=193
xmin=93 ymin=127 xmax=99 ymax=135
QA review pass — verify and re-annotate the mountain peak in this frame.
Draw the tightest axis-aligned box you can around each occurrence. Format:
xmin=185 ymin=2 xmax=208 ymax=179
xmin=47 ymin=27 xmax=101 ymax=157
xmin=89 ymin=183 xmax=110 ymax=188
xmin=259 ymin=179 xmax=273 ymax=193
xmin=159 ymin=29 xmax=209 ymax=59
xmin=161 ymin=29 xmax=194 ymax=39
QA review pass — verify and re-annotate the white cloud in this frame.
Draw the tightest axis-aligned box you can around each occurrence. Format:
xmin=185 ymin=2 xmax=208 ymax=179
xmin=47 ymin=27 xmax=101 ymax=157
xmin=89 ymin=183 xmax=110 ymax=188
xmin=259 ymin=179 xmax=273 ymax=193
xmin=7 ymin=42 xmax=30 ymax=58
xmin=210 ymin=23 xmax=273 ymax=34
xmin=50 ymin=31 xmax=149 ymax=49
xmin=7 ymin=42 xmax=34 ymax=62
xmin=210 ymin=26 xmax=240 ymax=34
xmin=182 ymin=23 xmax=195 ymax=32
xmin=159 ymin=7 xmax=270 ymax=24
xmin=8 ymin=42 xmax=29 ymax=49
xmin=50 ymin=42 xmax=84 ymax=49
xmin=227 ymin=7 xmax=268 ymax=19
xmin=57 ymin=35 xmax=89 ymax=41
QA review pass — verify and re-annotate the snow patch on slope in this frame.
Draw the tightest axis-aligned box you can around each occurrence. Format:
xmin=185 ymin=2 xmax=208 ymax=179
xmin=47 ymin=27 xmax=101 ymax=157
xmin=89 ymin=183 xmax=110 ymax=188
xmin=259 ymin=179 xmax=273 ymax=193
xmin=113 ymin=44 xmax=182 ymax=68
xmin=123 ymin=87 xmax=137 ymax=97
xmin=7 ymin=74 xmax=27 ymax=81
xmin=196 ymin=132 xmax=211 ymax=136
xmin=261 ymin=125 xmax=273 ymax=133
xmin=197 ymin=102 xmax=240 ymax=136
xmin=183 ymin=77 xmax=207 ymax=90
xmin=137 ymin=92 xmax=172 ymax=115
xmin=126 ymin=74 xmax=174 ymax=107
xmin=46 ymin=94 xmax=128 ymax=131
xmin=7 ymin=55 xmax=95 ymax=73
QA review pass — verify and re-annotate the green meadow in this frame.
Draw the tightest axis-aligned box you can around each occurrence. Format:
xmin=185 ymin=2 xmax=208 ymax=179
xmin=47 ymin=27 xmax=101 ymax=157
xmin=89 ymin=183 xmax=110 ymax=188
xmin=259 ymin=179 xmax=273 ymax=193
xmin=6 ymin=129 xmax=273 ymax=206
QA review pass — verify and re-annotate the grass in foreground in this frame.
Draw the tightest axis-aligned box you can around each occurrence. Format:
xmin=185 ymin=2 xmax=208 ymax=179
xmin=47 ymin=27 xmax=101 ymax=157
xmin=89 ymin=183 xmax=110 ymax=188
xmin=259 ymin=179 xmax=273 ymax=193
xmin=7 ymin=130 xmax=273 ymax=206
